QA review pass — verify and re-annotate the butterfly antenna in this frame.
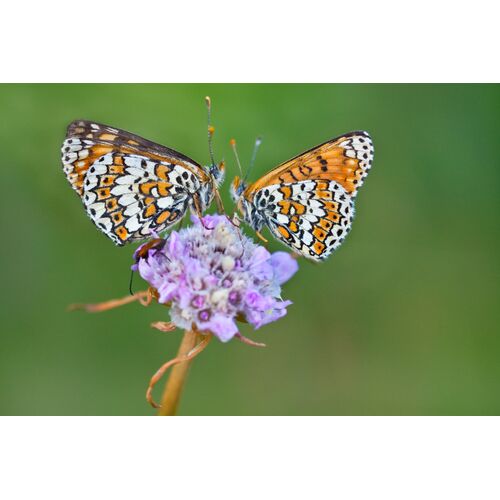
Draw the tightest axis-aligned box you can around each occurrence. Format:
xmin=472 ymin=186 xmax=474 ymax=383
xmin=243 ymin=136 xmax=262 ymax=183
xmin=230 ymin=138 xmax=244 ymax=176
xmin=205 ymin=96 xmax=216 ymax=168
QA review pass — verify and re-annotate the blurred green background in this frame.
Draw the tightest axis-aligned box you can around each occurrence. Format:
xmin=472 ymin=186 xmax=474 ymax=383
xmin=0 ymin=84 xmax=498 ymax=415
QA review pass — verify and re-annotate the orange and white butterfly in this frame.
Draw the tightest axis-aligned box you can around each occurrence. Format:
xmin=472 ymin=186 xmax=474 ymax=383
xmin=61 ymin=117 xmax=225 ymax=246
xmin=230 ymin=131 xmax=374 ymax=261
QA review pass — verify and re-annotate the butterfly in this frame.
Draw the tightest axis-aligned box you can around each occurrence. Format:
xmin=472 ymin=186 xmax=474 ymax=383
xmin=230 ymin=131 xmax=374 ymax=261
xmin=61 ymin=118 xmax=225 ymax=245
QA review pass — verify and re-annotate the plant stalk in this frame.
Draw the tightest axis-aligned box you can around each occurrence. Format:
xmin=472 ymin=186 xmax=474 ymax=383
xmin=157 ymin=328 xmax=199 ymax=416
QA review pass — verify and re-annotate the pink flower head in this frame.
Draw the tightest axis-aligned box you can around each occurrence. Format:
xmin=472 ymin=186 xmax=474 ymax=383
xmin=133 ymin=214 xmax=298 ymax=342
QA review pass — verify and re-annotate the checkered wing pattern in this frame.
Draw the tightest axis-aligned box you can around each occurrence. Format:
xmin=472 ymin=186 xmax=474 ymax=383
xmin=252 ymin=180 xmax=354 ymax=260
xmin=61 ymin=121 xmax=209 ymax=245
xmin=241 ymin=131 xmax=373 ymax=260
xmin=248 ymin=131 xmax=373 ymax=198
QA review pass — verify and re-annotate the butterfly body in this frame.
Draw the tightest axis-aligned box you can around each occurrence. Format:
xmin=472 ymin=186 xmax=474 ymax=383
xmin=231 ymin=131 xmax=373 ymax=261
xmin=62 ymin=121 xmax=225 ymax=245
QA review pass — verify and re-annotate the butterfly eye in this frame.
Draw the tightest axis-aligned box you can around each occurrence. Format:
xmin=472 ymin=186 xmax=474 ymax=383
xmin=209 ymin=161 xmax=225 ymax=186
xmin=230 ymin=176 xmax=245 ymax=203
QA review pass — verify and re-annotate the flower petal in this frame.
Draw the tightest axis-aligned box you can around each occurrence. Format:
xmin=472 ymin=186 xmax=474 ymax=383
xmin=270 ymin=252 xmax=299 ymax=284
xmin=200 ymin=314 xmax=239 ymax=342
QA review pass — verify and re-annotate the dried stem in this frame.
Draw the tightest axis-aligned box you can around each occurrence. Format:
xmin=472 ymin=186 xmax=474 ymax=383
xmin=236 ymin=332 xmax=266 ymax=348
xmin=68 ymin=290 xmax=152 ymax=312
xmin=154 ymin=328 xmax=210 ymax=416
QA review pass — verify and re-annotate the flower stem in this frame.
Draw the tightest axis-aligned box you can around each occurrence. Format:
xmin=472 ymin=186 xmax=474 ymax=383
xmin=157 ymin=328 xmax=200 ymax=416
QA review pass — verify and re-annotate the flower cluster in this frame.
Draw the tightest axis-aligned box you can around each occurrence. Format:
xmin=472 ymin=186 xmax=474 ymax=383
xmin=133 ymin=214 xmax=298 ymax=342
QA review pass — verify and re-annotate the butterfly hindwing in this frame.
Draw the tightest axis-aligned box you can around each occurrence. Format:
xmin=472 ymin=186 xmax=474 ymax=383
xmin=255 ymin=179 xmax=354 ymax=261
xmin=82 ymin=152 xmax=202 ymax=245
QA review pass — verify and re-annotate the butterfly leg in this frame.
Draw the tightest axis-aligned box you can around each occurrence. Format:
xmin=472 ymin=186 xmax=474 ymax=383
xmin=213 ymin=186 xmax=226 ymax=214
xmin=192 ymin=194 xmax=212 ymax=230
xmin=146 ymin=333 xmax=212 ymax=408
xmin=68 ymin=289 xmax=153 ymax=313
xmin=232 ymin=224 xmax=246 ymax=259
xmin=255 ymin=230 xmax=269 ymax=244
xmin=221 ymin=213 xmax=246 ymax=258
xmin=225 ymin=212 xmax=242 ymax=229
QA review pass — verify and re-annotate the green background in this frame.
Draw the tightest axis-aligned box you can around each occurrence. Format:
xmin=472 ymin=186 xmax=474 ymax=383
xmin=0 ymin=84 xmax=498 ymax=415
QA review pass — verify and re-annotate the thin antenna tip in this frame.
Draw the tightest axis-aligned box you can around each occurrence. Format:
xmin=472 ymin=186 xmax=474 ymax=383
xmin=205 ymin=97 xmax=216 ymax=167
xmin=230 ymin=138 xmax=243 ymax=176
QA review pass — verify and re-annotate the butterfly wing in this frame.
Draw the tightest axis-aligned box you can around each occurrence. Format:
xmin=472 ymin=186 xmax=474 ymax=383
xmin=61 ymin=121 xmax=209 ymax=245
xmin=62 ymin=120 xmax=209 ymax=196
xmin=251 ymin=179 xmax=354 ymax=260
xmin=245 ymin=131 xmax=373 ymax=199
xmin=242 ymin=131 xmax=373 ymax=260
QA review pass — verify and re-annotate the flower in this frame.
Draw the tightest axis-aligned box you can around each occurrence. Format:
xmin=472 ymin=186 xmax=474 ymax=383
xmin=133 ymin=214 xmax=298 ymax=342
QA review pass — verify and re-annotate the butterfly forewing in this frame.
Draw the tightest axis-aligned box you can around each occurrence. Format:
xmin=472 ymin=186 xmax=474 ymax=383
xmin=62 ymin=120 xmax=209 ymax=245
xmin=246 ymin=131 xmax=373 ymax=199
xmin=65 ymin=121 xmax=204 ymax=168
